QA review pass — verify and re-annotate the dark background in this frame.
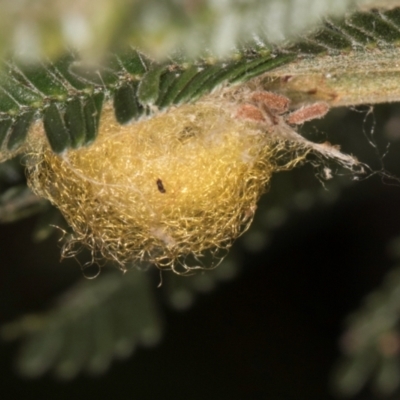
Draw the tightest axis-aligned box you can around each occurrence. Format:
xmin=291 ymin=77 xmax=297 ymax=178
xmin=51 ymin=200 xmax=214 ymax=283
xmin=1 ymin=104 xmax=400 ymax=400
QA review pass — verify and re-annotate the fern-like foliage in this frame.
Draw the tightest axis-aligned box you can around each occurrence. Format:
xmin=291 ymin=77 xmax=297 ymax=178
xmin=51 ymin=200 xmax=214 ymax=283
xmin=0 ymin=48 xmax=294 ymax=154
xmin=0 ymin=8 xmax=399 ymax=156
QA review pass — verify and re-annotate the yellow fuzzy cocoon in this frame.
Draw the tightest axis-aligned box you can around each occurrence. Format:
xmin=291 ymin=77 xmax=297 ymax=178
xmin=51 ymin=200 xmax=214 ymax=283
xmin=26 ymin=100 xmax=303 ymax=272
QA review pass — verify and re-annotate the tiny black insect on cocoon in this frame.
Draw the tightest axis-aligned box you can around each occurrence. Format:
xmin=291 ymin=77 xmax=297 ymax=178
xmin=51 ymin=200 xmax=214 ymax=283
xmin=156 ymin=178 xmax=166 ymax=193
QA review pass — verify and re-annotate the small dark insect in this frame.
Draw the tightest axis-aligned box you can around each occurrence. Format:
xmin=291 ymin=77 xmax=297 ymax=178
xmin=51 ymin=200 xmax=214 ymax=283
xmin=156 ymin=178 xmax=166 ymax=193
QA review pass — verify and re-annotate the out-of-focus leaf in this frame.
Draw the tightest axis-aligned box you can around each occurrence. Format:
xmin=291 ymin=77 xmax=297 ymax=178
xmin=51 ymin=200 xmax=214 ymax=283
xmin=0 ymin=0 xmax=385 ymax=62
xmin=1 ymin=268 xmax=162 ymax=379
xmin=332 ymin=265 xmax=400 ymax=397
xmin=0 ymin=185 xmax=48 ymax=223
